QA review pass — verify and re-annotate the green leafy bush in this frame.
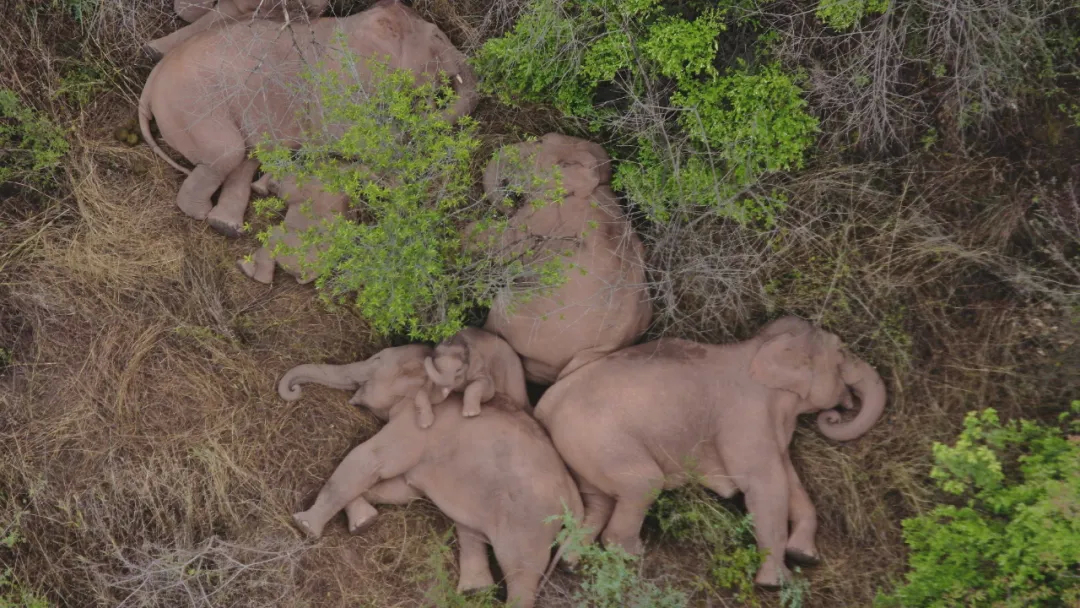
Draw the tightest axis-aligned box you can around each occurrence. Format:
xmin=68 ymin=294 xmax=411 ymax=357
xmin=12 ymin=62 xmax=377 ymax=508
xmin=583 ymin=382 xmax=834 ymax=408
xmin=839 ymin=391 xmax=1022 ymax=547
xmin=815 ymin=0 xmax=889 ymax=31
xmin=255 ymin=59 xmax=554 ymax=341
xmin=551 ymin=509 xmax=688 ymax=608
xmin=0 ymin=570 xmax=51 ymax=608
xmin=0 ymin=88 xmax=69 ymax=186
xmin=474 ymin=0 xmax=817 ymax=225
xmin=876 ymin=404 xmax=1080 ymax=607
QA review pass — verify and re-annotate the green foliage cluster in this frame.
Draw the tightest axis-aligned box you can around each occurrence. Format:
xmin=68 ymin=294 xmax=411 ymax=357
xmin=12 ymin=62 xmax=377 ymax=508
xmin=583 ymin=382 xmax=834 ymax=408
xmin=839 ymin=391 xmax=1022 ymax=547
xmin=255 ymin=59 xmax=548 ymax=341
xmin=0 ymin=570 xmax=50 ymax=608
xmin=0 ymin=89 xmax=69 ymax=186
xmin=876 ymin=404 xmax=1080 ymax=607
xmin=815 ymin=0 xmax=889 ymax=31
xmin=551 ymin=509 xmax=688 ymax=608
xmin=474 ymin=0 xmax=818 ymax=225
xmin=421 ymin=531 xmax=499 ymax=608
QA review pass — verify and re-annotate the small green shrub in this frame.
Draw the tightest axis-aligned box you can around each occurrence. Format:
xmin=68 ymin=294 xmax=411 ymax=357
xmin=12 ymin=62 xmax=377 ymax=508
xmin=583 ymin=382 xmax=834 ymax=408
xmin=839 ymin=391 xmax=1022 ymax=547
xmin=550 ymin=509 xmax=688 ymax=608
xmin=815 ymin=0 xmax=889 ymax=31
xmin=0 ymin=570 xmax=51 ymax=608
xmin=255 ymin=58 xmax=558 ymax=341
xmin=0 ymin=89 xmax=69 ymax=186
xmin=650 ymin=485 xmax=765 ymax=605
xmin=474 ymin=0 xmax=817 ymax=225
xmin=875 ymin=404 xmax=1080 ymax=607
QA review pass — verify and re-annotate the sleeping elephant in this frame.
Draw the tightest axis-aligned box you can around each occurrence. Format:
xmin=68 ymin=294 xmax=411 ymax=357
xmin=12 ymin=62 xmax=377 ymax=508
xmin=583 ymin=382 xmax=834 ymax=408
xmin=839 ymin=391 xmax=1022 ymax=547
xmin=417 ymin=327 xmax=530 ymax=427
xmin=534 ymin=316 xmax=887 ymax=588
xmin=147 ymin=0 xmax=329 ymax=59
xmin=278 ymin=344 xmax=583 ymax=608
xmin=236 ymin=172 xmax=347 ymax=285
xmin=477 ymin=133 xmax=652 ymax=384
xmin=138 ymin=0 xmax=478 ymax=237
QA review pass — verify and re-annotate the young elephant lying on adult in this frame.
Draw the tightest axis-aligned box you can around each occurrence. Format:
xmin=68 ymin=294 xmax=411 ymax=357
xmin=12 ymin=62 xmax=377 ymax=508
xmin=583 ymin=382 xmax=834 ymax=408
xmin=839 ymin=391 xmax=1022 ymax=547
xmin=417 ymin=327 xmax=530 ymax=427
xmin=139 ymin=0 xmax=478 ymax=237
xmin=146 ymin=0 xmax=329 ymax=60
xmin=534 ymin=316 xmax=887 ymax=588
xmin=478 ymin=134 xmax=652 ymax=384
xmin=278 ymin=344 xmax=583 ymax=608
xmin=236 ymin=173 xmax=347 ymax=284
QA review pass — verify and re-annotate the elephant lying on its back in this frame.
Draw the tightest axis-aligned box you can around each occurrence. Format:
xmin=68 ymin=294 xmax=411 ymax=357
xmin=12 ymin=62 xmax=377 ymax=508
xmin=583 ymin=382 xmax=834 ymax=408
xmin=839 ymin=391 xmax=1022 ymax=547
xmin=279 ymin=344 xmax=582 ymax=608
xmin=478 ymin=134 xmax=653 ymax=384
xmin=138 ymin=0 xmax=478 ymax=237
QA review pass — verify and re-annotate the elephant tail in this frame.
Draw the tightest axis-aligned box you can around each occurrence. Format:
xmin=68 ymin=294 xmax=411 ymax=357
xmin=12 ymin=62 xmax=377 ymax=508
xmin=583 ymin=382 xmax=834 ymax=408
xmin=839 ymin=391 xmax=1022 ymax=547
xmin=139 ymin=64 xmax=191 ymax=177
xmin=538 ymin=477 xmax=585 ymax=591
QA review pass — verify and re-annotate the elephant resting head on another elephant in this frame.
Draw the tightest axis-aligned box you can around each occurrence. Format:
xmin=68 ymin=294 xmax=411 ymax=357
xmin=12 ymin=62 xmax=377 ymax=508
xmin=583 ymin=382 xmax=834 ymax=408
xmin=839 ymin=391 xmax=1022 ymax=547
xmin=534 ymin=316 xmax=887 ymax=588
xmin=277 ymin=344 xmax=583 ymax=608
xmin=476 ymin=133 xmax=653 ymax=385
xmin=417 ymin=327 xmax=531 ymax=428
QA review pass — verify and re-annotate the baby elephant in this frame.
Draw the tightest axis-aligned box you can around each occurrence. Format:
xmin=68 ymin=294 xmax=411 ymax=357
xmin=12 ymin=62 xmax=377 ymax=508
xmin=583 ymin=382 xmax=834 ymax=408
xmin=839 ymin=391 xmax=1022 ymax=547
xmin=237 ymin=173 xmax=347 ymax=285
xmin=416 ymin=327 xmax=530 ymax=428
xmin=534 ymin=316 xmax=887 ymax=588
xmin=278 ymin=345 xmax=583 ymax=608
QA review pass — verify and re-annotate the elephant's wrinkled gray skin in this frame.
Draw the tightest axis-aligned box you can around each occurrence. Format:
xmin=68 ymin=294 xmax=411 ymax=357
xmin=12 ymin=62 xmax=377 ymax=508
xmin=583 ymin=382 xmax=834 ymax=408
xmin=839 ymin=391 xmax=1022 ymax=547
xmin=237 ymin=173 xmax=347 ymax=285
xmin=138 ymin=0 xmax=478 ymax=237
xmin=477 ymin=133 xmax=652 ymax=384
xmin=279 ymin=344 xmax=584 ymax=608
xmin=534 ymin=316 xmax=887 ymax=588
xmin=147 ymin=0 xmax=329 ymax=60
xmin=418 ymin=327 xmax=529 ymax=428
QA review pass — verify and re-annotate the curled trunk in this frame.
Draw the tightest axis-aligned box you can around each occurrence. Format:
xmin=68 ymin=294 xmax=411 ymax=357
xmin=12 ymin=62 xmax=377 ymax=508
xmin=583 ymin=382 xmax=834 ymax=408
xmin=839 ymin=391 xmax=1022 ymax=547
xmin=424 ymin=356 xmax=455 ymax=387
xmin=278 ymin=363 xmax=358 ymax=401
xmin=816 ymin=356 xmax=887 ymax=441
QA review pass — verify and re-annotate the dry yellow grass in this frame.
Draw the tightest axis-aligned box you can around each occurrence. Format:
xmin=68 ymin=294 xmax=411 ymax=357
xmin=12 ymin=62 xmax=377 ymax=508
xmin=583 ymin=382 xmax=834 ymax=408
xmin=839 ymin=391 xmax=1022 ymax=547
xmin=2 ymin=1 xmax=1078 ymax=607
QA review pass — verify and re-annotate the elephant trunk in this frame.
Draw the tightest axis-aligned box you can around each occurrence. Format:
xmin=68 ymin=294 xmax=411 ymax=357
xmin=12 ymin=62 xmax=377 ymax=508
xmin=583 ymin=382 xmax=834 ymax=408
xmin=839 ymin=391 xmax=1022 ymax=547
xmin=424 ymin=356 xmax=454 ymax=387
xmin=816 ymin=356 xmax=886 ymax=442
xmin=278 ymin=363 xmax=360 ymax=401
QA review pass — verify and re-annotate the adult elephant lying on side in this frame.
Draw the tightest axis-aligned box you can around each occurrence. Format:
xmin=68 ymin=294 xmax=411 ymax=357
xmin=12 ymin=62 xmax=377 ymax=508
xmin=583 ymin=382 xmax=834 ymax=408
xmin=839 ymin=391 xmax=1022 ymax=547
xmin=534 ymin=316 xmax=887 ymax=588
xmin=278 ymin=345 xmax=583 ymax=608
xmin=138 ymin=0 xmax=478 ymax=236
xmin=147 ymin=0 xmax=329 ymax=59
xmin=478 ymin=134 xmax=652 ymax=384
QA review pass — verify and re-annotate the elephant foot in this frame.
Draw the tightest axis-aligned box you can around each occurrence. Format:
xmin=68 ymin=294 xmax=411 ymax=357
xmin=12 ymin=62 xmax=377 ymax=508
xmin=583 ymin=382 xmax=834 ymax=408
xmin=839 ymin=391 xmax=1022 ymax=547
xmin=292 ymin=511 xmax=324 ymax=539
xmin=784 ymin=546 xmax=821 ymax=567
xmin=457 ymin=581 xmax=496 ymax=595
xmin=417 ymin=407 xmax=435 ymax=429
xmin=142 ymin=42 xmax=164 ymax=61
xmin=602 ymin=533 xmax=644 ymax=557
xmin=753 ymin=562 xmax=792 ymax=590
xmin=237 ymin=256 xmax=274 ymax=285
xmin=462 ymin=403 xmax=481 ymax=418
xmin=207 ymin=209 xmax=245 ymax=238
xmin=345 ymin=500 xmax=378 ymax=535
xmin=251 ymin=173 xmax=273 ymax=197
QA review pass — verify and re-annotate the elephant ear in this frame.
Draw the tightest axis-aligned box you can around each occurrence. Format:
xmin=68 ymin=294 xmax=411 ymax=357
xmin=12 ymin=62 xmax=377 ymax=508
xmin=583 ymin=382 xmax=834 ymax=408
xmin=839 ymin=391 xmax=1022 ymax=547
xmin=554 ymin=149 xmax=603 ymax=198
xmin=750 ymin=331 xmax=813 ymax=400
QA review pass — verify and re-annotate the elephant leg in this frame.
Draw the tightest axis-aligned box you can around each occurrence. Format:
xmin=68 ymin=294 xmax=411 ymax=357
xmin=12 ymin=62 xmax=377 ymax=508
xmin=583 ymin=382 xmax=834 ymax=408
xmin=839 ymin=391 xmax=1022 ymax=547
xmin=237 ymin=246 xmax=275 ymax=284
xmin=492 ymin=535 xmax=547 ymax=608
xmin=456 ymin=524 xmax=495 ymax=593
xmin=556 ymin=346 xmax=611 ymax=382
xmin=740 ymin=458 xmax=793 ymax=588
xmin=208 ymin=157 xmax=259 ymax=237
xmin=577 ymin=476 xmax=615 ymax=547
xmin=292 ymin=427 xmax=421 ymax=539
xmin=251 ymin=172 xmax=273 ymax=197
xmin=145 ymin=9 xmax=232 ymax=59
xmin=342 ymin=477 xmax=423 ymax=535
xmin=599 ymin=464 xmax=664 ymax=556
xmin=783 ymin=455 xmax=820 ymax=566
xmin=176 ymin=164 xmax=229 ymax=221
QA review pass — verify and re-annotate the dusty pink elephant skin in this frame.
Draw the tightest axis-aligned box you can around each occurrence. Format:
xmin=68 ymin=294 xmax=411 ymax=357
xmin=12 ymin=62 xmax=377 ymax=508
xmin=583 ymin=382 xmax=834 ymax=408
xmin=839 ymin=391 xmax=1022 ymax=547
xmin=478 ymin=133 xmax=653 ymax=385
xmin=534 ymin=316 xmax=888 ymax=588
xmin=138 ymin=0 xmax=478 ymax=237
xmin=417 ymin=327 xmax=530 ymax=428
xmin=278 ymin=344 xmax=584 ymax=608
xmin=236 ymin=173 xmax=348 ymax=285
xmin=148 ymin=0 xmax=330 ymax=60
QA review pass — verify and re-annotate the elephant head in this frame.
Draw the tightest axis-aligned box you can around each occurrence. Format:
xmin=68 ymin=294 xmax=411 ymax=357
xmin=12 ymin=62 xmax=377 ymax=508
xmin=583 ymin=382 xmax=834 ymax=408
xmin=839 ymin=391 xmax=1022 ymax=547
xmin=749 ymin=316 xmax=886 ymax=441
xmin=278 ymin=344 xmax=443 ymax=420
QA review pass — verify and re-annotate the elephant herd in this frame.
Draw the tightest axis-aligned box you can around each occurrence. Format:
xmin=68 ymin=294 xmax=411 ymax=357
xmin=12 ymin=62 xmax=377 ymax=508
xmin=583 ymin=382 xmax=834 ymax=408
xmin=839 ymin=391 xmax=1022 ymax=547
xmin=139 ymin=2 xmax=888 ymax=607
